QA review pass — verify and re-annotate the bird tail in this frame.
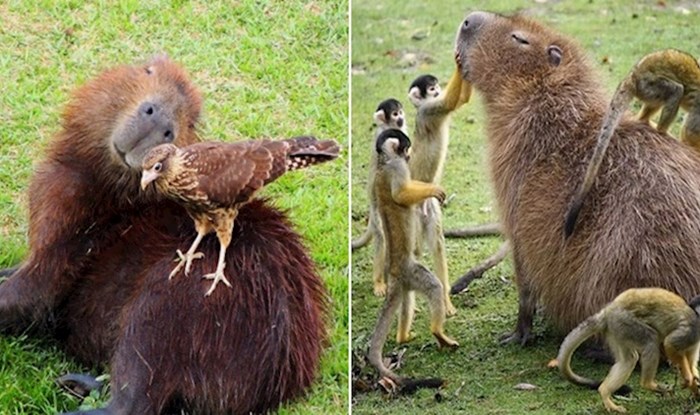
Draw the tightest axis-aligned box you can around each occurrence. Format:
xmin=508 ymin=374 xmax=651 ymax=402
xmin=284 ymin=136 xmax=341 ymax=171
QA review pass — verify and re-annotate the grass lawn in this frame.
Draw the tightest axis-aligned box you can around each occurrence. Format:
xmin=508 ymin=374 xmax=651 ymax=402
xmin=351 ymin=0 xmax=700 ymax=414
xmin=0 ymin=0 xmax=348 ymax=413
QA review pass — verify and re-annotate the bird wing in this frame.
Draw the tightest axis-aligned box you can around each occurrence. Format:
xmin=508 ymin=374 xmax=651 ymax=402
xmin=183 ymin=141 xmax=282 ymax=207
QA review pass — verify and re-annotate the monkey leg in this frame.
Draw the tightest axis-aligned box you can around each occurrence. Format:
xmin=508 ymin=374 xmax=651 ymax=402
xmin=598 ymin=348 xmax=638 ymax=413
xmin=680 ymin=109 xmax=700 ymax=151
xmin=396 ymin=290 xmax=415 ymax=343
xmin=664 ymin=329 xmax=698 ymax=393
xmin=685 ymin=343 xmax=700 ymax=396
xmin=169 ymin=219 xmax=210 ymax=279
xmin=368 ymin=281 xmax=403 ymax=381
xmin=638 ymin=103 xmax=661 ymax=124
xmin=408 ymin=262 xmax=458 ymax=349
xmin=424 ymin=199 xmax=456 ymax=316
xmin=500 ymin=248 xmax=535 ymax=346
xmin=637 ymin=76 xmax=683 ymax=133
xmin=370 ymin=209 xmax=387 ymax=297
xmin=638 ymin=341 xmax=668 ymax=393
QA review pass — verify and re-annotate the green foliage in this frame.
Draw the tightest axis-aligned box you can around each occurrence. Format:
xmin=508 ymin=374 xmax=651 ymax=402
xmin=0 ymin=0 xmax=348 ymax=413
xmin=351 ymin=0 xmax=700 ymax=414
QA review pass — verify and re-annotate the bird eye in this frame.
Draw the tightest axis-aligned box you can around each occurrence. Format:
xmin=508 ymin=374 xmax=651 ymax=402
xmin=154 ymin=162 xmax=162 ymax=172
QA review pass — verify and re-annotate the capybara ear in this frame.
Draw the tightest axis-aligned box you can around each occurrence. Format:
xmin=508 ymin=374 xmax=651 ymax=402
xmin=547 ymin=45 xmax=563 ymax=66
xmin=547 ymin=45 xmax=564 ymax=66
xmin=145 ymin=53 xmax=171 ymax=74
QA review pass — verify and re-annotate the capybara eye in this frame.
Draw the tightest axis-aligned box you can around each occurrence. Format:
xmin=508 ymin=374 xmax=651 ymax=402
xmin=512 ymin=33 xmax=530 ymax=45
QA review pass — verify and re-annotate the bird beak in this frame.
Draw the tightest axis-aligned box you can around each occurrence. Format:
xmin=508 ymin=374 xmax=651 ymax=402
xmin=141 ymin=170 xmax=158 ymax=190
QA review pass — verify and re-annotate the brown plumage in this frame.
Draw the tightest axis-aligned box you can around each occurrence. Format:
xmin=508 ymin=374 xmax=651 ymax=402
xmin=141 ymin=137 xmax=340 ymax=295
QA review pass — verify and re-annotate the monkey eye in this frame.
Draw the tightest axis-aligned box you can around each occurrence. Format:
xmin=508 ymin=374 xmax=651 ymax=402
xmin=511 ymin=33 xmax=530 ymax=45
xmin=154 ymin=162 xmax=162 ymax=172
xmin=392 ymin=112 xmax=398 ymax=117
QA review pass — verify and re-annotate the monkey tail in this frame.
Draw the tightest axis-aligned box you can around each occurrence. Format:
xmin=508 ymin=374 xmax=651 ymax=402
xmin=398 ymin=377 xmax=445 ymax=395
xmin=351 ymin=226 xmax=373 ymax=250
xmin=557 ymin=312 xmax=606 ymax=389
xmin=564 ymin=76 xmax=636 ymax=238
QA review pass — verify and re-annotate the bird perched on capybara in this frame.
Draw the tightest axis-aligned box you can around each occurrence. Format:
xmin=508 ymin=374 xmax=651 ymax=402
xmin=0 ymin=56 xmax=329 ymax=414
xmin=454 ymin=11 xmax=700 ymax=343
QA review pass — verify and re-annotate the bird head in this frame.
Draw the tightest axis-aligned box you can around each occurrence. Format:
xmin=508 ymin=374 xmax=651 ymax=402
xmin=141 ymin=143 xmax=179 ymax=190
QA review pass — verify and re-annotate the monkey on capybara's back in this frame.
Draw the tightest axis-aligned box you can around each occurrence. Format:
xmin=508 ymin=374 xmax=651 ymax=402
xmin=454 ymin=11 xmax=700 ymax=343
xmin=0 ymin=56 xmax=328 ymax=414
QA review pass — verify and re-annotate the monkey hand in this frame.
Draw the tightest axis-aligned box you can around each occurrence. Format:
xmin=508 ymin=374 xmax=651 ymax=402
xmin=432 ymin=186 xmax=447 ymax=205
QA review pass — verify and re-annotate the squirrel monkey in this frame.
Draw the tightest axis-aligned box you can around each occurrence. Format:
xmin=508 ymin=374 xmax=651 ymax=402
xmin=407 ymin=69 xmax=472 ymax=317
xmin=368 ymin=128 xmax=458 ymax=383
xmin=565 ymin=49 xmax=700 ymax=237
xmin=352 ymin=99 xmax=408 ymax=296
xmin=557 ymin=288 xmax=700 ymax=413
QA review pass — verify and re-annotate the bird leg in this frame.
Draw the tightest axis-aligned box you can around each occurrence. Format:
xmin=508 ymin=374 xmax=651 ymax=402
xmin=203 ymin=238 xmax=232 ymax=296
xmin=203 ymin=210 xmax=236 ymax=296
xmin=169 ymin=220 xmax=208 ymax=280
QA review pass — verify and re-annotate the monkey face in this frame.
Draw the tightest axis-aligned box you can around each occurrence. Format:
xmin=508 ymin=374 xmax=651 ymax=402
xmin=454 ymin=11 xmax=563 ymax=94
xmin=374 ymin=98 xmax=405 ymax=130
xmin=67 ymin=56 xmax=202 ymax=171
xmin=408 ymin=74 xmax=440 ymax=108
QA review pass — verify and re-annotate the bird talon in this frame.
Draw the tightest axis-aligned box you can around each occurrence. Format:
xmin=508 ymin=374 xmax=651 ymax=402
xmin=168 ymin=261 xmax=184 ymax=280
xmin=184 ymin=251 xmax=205 ymax=275
xmin=203 ymin=269 xmax=231 ymax=296
xmin=169 ymin=249 xmax=205 ymax=279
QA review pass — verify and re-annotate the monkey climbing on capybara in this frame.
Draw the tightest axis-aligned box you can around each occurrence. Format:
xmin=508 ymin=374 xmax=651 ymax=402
xmin=0 ymin=56 xmax=329 ymax=414
xmin=454 ymin=11 xmax=700 ymax=343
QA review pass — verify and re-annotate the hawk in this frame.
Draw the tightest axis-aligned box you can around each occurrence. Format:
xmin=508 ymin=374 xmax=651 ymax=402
xmin=141 ymin=136 xmax=340 ymax=296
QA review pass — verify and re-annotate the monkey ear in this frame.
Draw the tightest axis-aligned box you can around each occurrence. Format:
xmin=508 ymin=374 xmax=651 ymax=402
xmin=547 ymin=45 xmax=563 ymax=66
xmin=408 ymin=87 xmax=423 ymax=107
xmin=373 ymin=109 xmax=387 ymax=125
xmin=381 ymin=137 xmax=400 ymax=155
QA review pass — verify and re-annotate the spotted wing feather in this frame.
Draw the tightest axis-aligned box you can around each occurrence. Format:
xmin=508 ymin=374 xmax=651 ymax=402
xmin=181 ymin=137 xmax=339 ymax=208
xmin=280 ymin=136 xmax=341 ymax=171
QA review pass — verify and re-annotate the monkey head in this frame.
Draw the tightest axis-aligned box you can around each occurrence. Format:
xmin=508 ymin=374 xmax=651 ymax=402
xmin=689 ymin=294 xmax=700 ymax=315
xmin=63 ymin=55 xmax=202 ymax=172
xmin=454 ymin=11 xmax=565 ymax=97
xmin=408 ymin=75 xmax=441 ymax=108
xmin=374 ymin=98 xmax=405 ymax=130
xmin=376 ymin=128 xmax=411 ymax=162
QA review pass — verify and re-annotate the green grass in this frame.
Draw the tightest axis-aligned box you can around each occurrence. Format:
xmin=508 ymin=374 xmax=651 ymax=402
xmin=351 ymin=0 xmax=700 ymax=414
xmin=0 ymin=0 xmax=348 ymax=413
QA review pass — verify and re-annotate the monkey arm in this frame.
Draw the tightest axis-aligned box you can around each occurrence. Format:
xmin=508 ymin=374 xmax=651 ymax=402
xmin=655 ymin=78 xmax=684 ymax=133
xmin=391 ymin=178 xmax=445 ymax=206
xmin=420 ymin=68 xmax=468 ymax=117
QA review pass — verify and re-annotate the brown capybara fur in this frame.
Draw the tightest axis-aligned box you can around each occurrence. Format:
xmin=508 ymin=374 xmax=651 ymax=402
xmin=0 ymin=57 xmax=327 ymax=414
xmin=454 ymin=12 xmax=700 ymax=342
